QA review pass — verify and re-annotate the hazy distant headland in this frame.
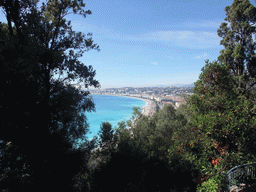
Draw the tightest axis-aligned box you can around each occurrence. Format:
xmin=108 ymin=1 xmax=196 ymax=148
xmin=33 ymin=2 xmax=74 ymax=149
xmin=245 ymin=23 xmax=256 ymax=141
xmin=154 ymin=83 xmax=195 ymax=88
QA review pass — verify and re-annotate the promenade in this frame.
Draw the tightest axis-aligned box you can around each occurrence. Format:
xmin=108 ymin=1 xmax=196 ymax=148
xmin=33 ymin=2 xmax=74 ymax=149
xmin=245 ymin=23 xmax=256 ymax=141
xmin=140 ymin=99 xmax=156 ymax=117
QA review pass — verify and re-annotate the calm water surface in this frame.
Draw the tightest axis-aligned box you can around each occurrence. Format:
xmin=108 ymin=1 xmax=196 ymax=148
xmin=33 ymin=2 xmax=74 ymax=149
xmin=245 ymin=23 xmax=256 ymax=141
xmin=84 ymin=95 xmax=146 ymax=140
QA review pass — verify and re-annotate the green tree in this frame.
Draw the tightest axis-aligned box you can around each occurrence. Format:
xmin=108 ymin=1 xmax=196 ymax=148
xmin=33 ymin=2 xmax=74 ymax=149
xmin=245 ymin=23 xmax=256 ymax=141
xmin=132 ymin=106 xmax=142 ymax=119
xmin=93 ymin=107 xmax=197 ymax=192
xmin=0 ymin=0 xmax=99 ymax=191
xmin=179 ymin=2 xmax=256 ymax=189
xmin=98 ymin=122 xmax=114 ymax=148
xmin=217 ymin=0 xmax=256 ymax=94
xmin=128 ymin=104 xmax=187 ymax=161
xmin=184 ymin=61 xmax=256 ymax=191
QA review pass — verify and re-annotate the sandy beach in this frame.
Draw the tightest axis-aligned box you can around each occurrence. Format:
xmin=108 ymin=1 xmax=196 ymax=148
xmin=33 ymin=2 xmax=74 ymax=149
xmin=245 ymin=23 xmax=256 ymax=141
xmin=137 ymin=98 xmax=156 ymax=117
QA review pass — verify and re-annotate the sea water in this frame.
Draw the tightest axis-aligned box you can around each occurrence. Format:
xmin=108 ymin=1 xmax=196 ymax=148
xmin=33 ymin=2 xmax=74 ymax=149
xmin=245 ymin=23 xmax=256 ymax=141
xmin=84 ymin=94 xmax=146 ymax=140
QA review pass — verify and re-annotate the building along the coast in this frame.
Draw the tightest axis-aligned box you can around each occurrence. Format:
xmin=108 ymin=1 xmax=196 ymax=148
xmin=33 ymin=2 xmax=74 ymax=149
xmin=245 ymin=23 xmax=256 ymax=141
xmin=89 ymin=86 xmax=192 ymax=110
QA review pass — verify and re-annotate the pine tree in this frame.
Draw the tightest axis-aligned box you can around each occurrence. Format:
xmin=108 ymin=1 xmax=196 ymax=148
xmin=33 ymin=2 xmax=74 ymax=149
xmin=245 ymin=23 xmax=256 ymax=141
xmin=217 ymin=0 xmax=256 ymax=94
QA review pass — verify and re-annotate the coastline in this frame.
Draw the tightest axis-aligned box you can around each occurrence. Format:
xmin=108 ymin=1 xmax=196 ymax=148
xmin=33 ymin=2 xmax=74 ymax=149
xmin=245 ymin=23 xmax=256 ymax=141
xmin=118 ymin=96 xmax=156 ymax=117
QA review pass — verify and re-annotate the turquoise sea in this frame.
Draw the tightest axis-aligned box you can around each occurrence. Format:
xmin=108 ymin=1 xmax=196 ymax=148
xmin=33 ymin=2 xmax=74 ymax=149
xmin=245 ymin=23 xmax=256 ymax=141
xmin=84 ymin=94 xmax=146 ymax=140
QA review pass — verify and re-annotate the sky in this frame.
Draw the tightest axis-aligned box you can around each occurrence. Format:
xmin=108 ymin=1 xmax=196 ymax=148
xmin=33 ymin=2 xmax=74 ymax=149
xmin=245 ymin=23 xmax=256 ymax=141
xmin=1 ymin=0 xmax=256 ymax=88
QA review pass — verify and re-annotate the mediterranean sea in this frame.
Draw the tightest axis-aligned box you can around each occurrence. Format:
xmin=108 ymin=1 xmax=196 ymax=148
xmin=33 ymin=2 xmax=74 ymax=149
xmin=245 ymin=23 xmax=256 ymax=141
xmin=84 ymin=94 xmax=146 ymax=140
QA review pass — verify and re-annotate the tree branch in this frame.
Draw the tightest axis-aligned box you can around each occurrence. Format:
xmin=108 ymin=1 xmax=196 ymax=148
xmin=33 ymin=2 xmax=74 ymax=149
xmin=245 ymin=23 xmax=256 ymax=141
xmin=242 ymin=80 xmax=256 ymax=95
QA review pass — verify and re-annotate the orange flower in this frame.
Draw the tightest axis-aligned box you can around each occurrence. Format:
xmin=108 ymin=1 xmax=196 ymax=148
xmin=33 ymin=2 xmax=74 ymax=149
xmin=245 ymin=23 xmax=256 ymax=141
xmin=211 ymin=158 xmax=221 ymax=166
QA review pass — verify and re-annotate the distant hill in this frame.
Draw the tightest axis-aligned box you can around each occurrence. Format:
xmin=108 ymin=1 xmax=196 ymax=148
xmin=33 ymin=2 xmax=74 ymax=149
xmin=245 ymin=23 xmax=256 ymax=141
xmin=182 ymin=83 xmax=195 ymax=87
xmin=156 ymin=83 xmax=195 ymax=88
xmin=89 ymin=83 xmax=195 ymax=90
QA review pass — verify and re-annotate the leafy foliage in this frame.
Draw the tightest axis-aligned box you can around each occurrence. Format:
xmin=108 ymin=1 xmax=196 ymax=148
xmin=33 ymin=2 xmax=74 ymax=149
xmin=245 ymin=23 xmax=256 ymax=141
xmin=0 ymin=0 xmax=100 ymax=191
xmin=184 ymin=62 xmax=256 ymax=190
xmin=217 ymin=0 xmax=256 ymax=94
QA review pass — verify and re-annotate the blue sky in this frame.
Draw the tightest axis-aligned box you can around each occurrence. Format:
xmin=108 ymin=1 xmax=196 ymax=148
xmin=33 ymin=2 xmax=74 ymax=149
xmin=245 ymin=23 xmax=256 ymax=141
xmin=1 ymin=0 xmax=256 ymax=88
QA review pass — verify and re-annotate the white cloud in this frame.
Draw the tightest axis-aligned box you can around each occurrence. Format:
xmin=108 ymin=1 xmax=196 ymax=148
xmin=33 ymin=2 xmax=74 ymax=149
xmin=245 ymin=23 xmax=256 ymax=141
xmin=142 ymin=30 xmax=221 ymax=48
xmin=184 ymin=21 xmax=222 ymax=29
xmin=71 ymin=20 xmax=222 ymax=49
xmin=177 ymin=31 xmax=194 ymax=39
xmin=151 ymin=62 xmax=159 ymax=65
xmin=193 ymin=53 xmax=207 ymax=59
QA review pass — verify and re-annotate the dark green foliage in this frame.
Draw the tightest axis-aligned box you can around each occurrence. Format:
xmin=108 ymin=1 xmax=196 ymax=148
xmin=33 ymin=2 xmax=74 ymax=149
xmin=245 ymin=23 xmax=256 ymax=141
xmin=98 ymin=122 xmax=114 ymax=145
xmin=167 ymin=58 xmax=256 ymax=191
xmin=90 ymin=154 xmax=168 ymax=192
xmin=168 ymin=154 xmax=200 ymax=192
xmin=90 ymin=137 xmax=198 ymax=192
xmin=198 ymin=62 xmax=253 ymax=144
xmin=0 ymin=0 xmax=99 ymax=191
xmin=131 ymin=106 xmax=142 ymax=120
xmin=87 ymin=103 xmax=197 ymax=192
xmin=128 ymin=105 xmax=188 ymax=161
xmin=217 ymin=0 xmax=256 ymax=94
xmin=183 ymin=61 xmax=256 ymax=190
